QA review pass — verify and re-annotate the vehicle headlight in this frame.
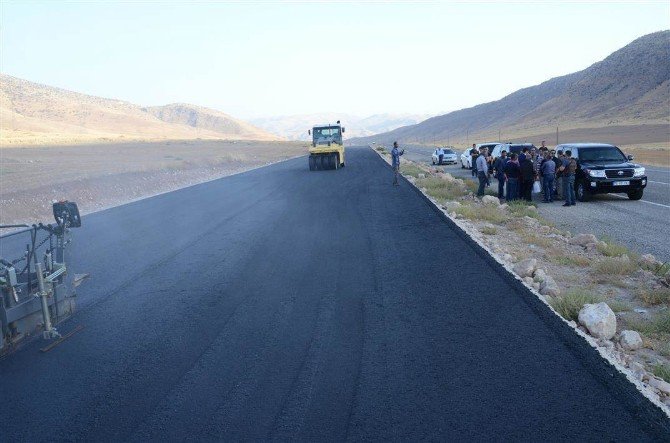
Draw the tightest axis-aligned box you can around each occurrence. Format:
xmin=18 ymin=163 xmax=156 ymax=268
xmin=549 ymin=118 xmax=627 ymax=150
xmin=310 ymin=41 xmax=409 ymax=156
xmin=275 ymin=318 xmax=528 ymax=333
xmin=633 ymin=167 xmax=645 ymax=177
xmin=587 ymin=169 xmax=606 ymax=178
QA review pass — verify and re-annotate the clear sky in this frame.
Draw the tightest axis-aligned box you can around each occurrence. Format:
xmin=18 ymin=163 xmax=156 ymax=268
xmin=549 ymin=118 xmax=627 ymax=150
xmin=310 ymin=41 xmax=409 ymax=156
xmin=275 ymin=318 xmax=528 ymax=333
xmin=1 ymin=1 xmax=668 ymax=119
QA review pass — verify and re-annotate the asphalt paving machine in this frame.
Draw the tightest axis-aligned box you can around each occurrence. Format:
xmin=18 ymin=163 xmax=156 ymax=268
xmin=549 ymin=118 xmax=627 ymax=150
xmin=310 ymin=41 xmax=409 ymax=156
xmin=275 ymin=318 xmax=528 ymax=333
xmin=308 ymin=121 xmax=346 ymax=171
xmin=0 ymin=201 xmax=82 ymax=354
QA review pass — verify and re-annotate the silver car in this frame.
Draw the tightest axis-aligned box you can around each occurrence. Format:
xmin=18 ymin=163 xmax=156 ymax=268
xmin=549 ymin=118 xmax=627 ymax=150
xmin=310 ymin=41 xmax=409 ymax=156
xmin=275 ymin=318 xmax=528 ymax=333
xmin=432 ymin=148 xmax=458 ymax=165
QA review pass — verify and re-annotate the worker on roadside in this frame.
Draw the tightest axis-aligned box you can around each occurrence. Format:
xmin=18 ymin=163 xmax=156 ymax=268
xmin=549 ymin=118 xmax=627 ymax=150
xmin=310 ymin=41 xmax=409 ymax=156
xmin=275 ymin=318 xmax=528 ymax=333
xmin=470 ymin=143 xmax=478 ymax=177
xmin=555 ymin=150 xmax=565 ymax=200
xmin=476 ymin=146 xmax=489 ymax=197
xmin=391 ymin=141 xmax=405 ymax=186
xmin=492 ymin=150 xmax=508 ymax=199
xmin=540 ymin=151 xmax=556 ymax=203
xmin=560 ymin=150 xmax=578 ymax=206
xmin=519 ymin=154 xmax=535 ymax=201
xmin=551 ymin=150 xmax=562 ymax=199
xmin=503 ymin=153 xmax=521 ymax=201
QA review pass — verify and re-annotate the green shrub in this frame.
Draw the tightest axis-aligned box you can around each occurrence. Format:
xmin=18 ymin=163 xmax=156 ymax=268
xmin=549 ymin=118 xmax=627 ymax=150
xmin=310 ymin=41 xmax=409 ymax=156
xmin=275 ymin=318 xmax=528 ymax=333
xmin=481 ymin=226 xmax=497 ymax=235
xmin=636 ymin=287 xmax=670 ymax=306
xmin=400 ymin=163 xmax=424 ymax=178
xmin=549 ymin=290 xmax=601 ymax=321
xmin=605 ymin=299 xmax=632 ymax=312
xmin=652 ymin=364 xmax=670 ymax=383
xmin=507 ymin=201 xmax=541 ymax=219
xmin=597 ymin=238 xmax=630 ymax=257
xmin=520 ymin=233 xmax=553 ymax=248
xmin=593 ymin=257 xmax=638 ymax=275
xmin=416 ymin=176 xmax=467 ymax=201
xmin=453 ymin=204 xmax=510 ymax=224
xmin=629 ymin=310 xmax=670 ymax=335
xmin=550 ymin=254 xmax=591 ymax=267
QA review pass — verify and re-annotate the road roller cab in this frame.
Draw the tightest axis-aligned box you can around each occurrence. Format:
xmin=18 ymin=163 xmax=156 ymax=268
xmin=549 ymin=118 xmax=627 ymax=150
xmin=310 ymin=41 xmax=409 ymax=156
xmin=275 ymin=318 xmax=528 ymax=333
xmin=308 ymin=122 xmax=345 ymax=171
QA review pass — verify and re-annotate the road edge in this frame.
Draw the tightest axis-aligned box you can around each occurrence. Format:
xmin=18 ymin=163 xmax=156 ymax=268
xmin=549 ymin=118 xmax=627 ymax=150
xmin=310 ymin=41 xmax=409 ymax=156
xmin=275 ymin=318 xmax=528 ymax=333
xmin=369 ymin=146 xmax=670 ymax=435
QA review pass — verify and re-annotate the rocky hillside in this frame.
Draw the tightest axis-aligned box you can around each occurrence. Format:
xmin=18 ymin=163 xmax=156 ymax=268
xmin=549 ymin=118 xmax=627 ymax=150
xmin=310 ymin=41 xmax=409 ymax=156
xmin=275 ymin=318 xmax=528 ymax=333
xmin=0 ymin=74 xmax=279 ymax=145
xmin=351 ymin=30 xmax=670 ymax=145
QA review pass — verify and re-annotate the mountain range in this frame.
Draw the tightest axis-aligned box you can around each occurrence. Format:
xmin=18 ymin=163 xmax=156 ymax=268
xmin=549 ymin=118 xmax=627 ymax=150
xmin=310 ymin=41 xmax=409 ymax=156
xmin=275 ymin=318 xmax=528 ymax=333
xmin=250 ymin=113 xmax=431 ymax=141
xmin=0 ymin=74 xmax=279 ymax=145
xmin=350 ymin=30 xmax=670 ymax=147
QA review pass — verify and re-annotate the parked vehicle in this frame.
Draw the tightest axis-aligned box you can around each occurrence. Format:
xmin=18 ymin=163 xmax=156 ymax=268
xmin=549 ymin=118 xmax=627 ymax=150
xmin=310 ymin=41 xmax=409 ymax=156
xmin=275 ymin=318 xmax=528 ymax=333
xmin=489 ymin=143 xmax=536 ymax=162
xmin=556 ymin=143 xmax=647 ymax=201
xmin=460 ymin=148 xmax=473 ymax=169
xmin=432 ymin=147 xmax=458 ymax=165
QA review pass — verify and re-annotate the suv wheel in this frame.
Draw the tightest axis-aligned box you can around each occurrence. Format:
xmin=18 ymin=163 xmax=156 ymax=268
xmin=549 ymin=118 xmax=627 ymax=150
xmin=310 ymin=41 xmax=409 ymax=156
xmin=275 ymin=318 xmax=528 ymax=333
xmin=627 ymin=189 xmax=643 ymax=200
xmin=576 ymin=180 xmax=592 ymax=202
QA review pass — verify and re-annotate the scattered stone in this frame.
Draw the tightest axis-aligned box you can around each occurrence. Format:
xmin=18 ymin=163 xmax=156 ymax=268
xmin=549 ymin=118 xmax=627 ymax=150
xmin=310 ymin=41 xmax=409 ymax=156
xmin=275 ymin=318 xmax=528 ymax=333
xmin=533 ymin=268 xmax=547 ymax=283
xmin=578 ymin=302 xmax=617 ymax=340
xmin=539 ymin=225 xmax=551 ymax=234
xmin=539 ymin=275 xmax=560 ymax=297
xmin=648 ymin=377 xmax=670 ymax=396
xmin=481 ymin=195 xmax=500 ymax=206
xmin=527 ymin=205 xmax=538 ymax=212
xmin=522 ymin=216 xmax=540 ymax=228
xmin=523 ymin=277 xmax=534 ymax=285
xmin=502 ymin=253 xmax=513 ymax=262
xmin=513 ymin=258 xmax=537 ymax=278
xmin=418 ymin=173 xmax=426 ymax=179
xmin=532 ymin=282 xmax=541 ymax=291
xmin=619 ymin=330 xmax=643 ymax=351
xmin=569 ymin=233 xmax=598 ymax=246
xmin=640 ymin=253 xmax=661 ymax=268
xmin=585 ymin=242 xmax=598 ymax=253
xmin=634 ymin=308 xmax=648 ymax=314
xmin=498 ymin=203 xmax=509 ymax=211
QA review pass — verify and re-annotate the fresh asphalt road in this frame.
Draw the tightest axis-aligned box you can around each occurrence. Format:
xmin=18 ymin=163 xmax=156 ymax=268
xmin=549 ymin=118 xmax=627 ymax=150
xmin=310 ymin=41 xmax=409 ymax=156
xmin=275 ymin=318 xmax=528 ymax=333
xmin=1 ymin=147 xmax=668 ymax=441
xmin=402 ymin=144 xmax=670 ymax=262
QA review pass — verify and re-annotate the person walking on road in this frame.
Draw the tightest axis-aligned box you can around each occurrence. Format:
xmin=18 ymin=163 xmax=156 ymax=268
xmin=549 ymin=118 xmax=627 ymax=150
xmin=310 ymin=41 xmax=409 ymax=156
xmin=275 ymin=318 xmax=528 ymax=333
xmin=493 ymin=150 xmax=508 ymax=199
xmin=540 ymin=151 xmax=556 ymax=203
xmin=391 ymin=141 xmax=405 ymax=186
xmin=503 ymin=154 xmax=521 ymax=201
xmin=476 ymin=146 xmax=489 ymax=197
xmin=560 ymin=150 xmax=577 ymax=206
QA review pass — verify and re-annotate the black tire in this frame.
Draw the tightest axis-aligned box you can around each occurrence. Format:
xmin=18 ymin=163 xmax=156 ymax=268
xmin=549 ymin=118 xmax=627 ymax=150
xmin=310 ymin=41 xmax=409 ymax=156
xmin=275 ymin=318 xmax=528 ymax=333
xmin=576 ymin=180 xmax=591 ymax=202
xmin=333 ymin=154 xmax=339 ymax=170
xmin=309 ymin=156 xmax=315 ymax=171
xmin=318 ymin=156 xmax=326 ymax=170
xmin=627 ymin=189 xmax=643 ymax=200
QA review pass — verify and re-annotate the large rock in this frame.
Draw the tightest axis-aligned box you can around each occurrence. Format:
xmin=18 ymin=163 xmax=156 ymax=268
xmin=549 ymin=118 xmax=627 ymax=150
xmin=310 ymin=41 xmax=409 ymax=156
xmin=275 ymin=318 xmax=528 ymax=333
xmin=639 ymin=253 xmax=661 ymax=269
xmin=569 ymin=233 xmax=598 ymax=246
xmin=539 ymin=275 xmax=560 ymax=297
xmin=513 ymin=258 xmax=537 ymax=278
xmin=533 ymin=268 xmax=547 ymax=283
xmin=578 ymin=303 xmax=617 ymax=340
xmin=481 ymin=195 xmax=500 ymax=206
xmin=619 ymin=330 xmax=643 ymax=351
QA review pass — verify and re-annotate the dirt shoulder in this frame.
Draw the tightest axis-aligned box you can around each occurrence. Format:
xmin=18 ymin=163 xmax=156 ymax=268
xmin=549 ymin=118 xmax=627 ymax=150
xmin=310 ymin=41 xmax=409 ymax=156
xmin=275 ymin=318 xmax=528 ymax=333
xmin=0 ymin=140 xmax=306 ymax=224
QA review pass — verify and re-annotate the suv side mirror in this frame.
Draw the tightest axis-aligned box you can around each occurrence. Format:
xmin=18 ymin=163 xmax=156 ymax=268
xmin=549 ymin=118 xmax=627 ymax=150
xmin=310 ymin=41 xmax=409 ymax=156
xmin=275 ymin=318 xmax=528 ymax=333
xmin=342 ymin=127 xmax=345 ymax=133
xmin=627 ymin=154 xmax=634 ymax=161
xmin=308 ymin=130 xmax=311 ymax=136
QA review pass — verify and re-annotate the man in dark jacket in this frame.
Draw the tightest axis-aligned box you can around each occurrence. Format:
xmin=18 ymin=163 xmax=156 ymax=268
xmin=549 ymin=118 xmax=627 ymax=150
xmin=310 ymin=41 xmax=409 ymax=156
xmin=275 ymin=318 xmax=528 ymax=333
xmin=519 ymin=155 xmax=535 ymax=201
xmin=492 ymin=150 xmax=508 ymax=199
xmin=470 ymin=144 xmax=478 ymax=177
xmin=503 ymin=154 xmax=521 ymax=201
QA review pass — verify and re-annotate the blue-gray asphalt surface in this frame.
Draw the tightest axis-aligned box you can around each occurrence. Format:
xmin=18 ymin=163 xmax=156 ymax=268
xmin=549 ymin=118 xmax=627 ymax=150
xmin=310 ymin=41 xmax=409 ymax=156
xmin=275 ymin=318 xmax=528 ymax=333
xmin=0 ymin=147 xmax=668 ymax=441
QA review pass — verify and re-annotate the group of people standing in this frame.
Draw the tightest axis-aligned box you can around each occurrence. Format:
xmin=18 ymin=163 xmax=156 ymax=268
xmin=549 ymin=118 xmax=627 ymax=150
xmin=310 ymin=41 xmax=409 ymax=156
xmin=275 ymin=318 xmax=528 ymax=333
xmin=472 ymin=142 xmax=578 ymax=207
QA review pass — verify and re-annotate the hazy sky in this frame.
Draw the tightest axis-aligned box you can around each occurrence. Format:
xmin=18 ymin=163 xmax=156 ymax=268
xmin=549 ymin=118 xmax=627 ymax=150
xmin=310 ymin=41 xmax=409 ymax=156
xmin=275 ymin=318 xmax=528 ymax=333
xmin=1 ymin=1 xmax=668 ymax=119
